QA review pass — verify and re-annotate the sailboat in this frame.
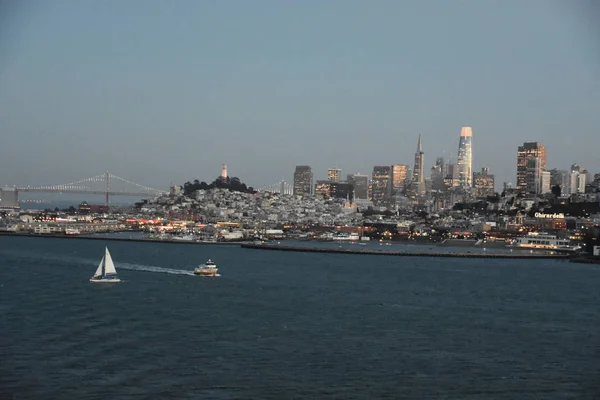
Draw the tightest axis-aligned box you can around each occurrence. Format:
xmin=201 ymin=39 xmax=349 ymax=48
xmin=90 ymin=247 xmax=121 ymax=283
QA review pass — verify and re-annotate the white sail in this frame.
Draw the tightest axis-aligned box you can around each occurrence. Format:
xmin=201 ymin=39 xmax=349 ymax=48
xmin=104 ymin=247 xmax=117 ymax=275
xmin=93 ymin=257 xmax=104 ymax=278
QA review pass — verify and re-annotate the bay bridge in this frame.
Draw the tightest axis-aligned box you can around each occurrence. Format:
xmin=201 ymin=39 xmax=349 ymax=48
xmin=2 ymin=172 xmax=167 ymax=207
xmin=257 ymin=181 xmax=293 ymax=196
xmin=1 ymin=172 xmax=296 ymax=208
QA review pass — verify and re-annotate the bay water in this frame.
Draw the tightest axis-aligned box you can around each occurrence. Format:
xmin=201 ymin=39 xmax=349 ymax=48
xmin=1 ymin=236 xmax=599 ymax=399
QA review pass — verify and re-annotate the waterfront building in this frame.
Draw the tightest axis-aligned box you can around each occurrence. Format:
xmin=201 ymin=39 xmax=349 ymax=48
xmin=293 ymin=165 xmax=313 ymax=197
xmin=456 ymin=127 xmax=473 ymax=188
xmin=327 ymin=168 xmax=341 ymax=183
xmin=517 ymin=142 xmax=546 ymax=190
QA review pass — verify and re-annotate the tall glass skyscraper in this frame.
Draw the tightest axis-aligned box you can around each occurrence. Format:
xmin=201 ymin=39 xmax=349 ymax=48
xmin=293 ymin=165 xmax=313 ymax=197
xmin=371 ymin=166 xmax=392 ymax=205
xmin=456 ymin=127 xmax=473 ymax=187
xmin=391 ymin=164 xmax=408 ymax=194
xmin=516 ymin=142 xmax=546 ymax=191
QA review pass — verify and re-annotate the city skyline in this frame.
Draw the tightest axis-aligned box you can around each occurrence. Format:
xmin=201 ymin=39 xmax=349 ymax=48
xmin=0 ymin=1 xmax=599 ymax=189
xmin=2 ymin=131 xmax=598 ymax=194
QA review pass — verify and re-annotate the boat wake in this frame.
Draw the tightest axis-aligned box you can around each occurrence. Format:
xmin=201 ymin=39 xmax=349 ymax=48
xmin=0 ymin=249 xmax=196 ymax=276
xmin=116 ymin=263 xmax=195 ymax=276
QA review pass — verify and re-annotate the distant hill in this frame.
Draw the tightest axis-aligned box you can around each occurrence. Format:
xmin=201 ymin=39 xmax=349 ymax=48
xmin=182 ymin=176 xmax=256 ymax=196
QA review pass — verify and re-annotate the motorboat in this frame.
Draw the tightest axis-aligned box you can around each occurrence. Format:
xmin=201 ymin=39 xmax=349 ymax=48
xmin=194 ymin=259 xmax=219 ymax=276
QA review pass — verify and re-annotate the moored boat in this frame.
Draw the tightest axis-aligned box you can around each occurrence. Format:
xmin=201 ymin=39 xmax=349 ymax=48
xmin=508 ymin=232 xmax=582 ymax=252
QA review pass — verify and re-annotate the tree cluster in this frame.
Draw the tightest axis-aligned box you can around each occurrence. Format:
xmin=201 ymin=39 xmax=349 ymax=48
xmin=43 ymin=206 xmax=77 ymax=214
xmin=182 ymin=177 xmax=256 ymax=196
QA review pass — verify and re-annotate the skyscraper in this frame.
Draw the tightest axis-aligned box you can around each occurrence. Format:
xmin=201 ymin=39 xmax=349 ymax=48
xmin=412 ymin=135 xmax=425 ymax=194
xmin=371 ymin=166 xmax=392 ymax=205
xmin=327 ymin=168 xmax=341 ymax=182
xmin=347 ymin=173 xmax=369 ymax=200
xmin=540 ymin=171 xmax=551 ymax=194
xmin=430 ymin=157 xmax=446 ymax=191
xmin=566 ymin=164 xmax=587 ymax=195
xmin=391 ymin=164 xmax=408 ymax=194
xmin=456 ymin=127 xmax=473 ymax=187
xmin=293 ymin=165 xmax=313 ymax=197
xmin=473 ymin=167 xmax=495 ymax=197
xmin=526 ymin=157 xmax=544 ymax=194
xmin=517 ymin=142 xmax=546 ymax=190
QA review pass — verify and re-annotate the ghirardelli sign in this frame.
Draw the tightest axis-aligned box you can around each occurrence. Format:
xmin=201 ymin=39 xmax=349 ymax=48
xmin=534 ymin=212 xmax=565 ymax=219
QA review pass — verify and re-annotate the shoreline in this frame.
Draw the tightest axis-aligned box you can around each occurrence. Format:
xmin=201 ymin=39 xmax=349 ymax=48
xmin=240 ymin=243 xmax=571 ymax=259
xmin=0 ymin=232 xmax=242 ymax=246
xmin=1 ymin=232 xmax=588 ymax=260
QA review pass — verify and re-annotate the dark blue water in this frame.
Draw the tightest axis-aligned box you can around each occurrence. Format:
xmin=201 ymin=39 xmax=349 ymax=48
xmin=278 ymin=239 xmax=542 ymax=254
xmin=1 ymin=237 xmax=599 ymax=399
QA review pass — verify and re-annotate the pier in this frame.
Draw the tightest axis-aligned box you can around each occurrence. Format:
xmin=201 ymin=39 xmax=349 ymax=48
xmin=240 ymin=243 xmax=572 ymax=259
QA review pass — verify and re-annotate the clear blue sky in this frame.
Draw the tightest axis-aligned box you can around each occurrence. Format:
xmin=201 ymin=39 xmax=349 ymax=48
xmin=1 ymin=0 xmax=598 ymax=190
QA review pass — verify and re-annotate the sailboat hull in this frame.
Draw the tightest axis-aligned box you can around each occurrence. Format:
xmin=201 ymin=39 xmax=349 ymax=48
xmin=89 ymin=278 xmax=121 ymax=283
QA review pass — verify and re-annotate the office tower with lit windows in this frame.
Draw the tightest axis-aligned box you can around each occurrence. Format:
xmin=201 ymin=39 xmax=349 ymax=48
xmin=456 ymin=127 xmax=473 ymax=187
xmin=315 ymin=180 xmax=353 ymax=200
xmin=314 ymin=180 xmax=332 ymax=198
xmin=473 ymin=167 xmax=495 ymax=197
xmin=517 ymin=142 xmax=546 ymax=191
xmin=327 ymin=168 xmax=341 ymax=182
xmin=371 ymin=166 xmax=392 ymax=204
xmin=391 ymin=164 xmax=408 ymax=194
xmin=293 ymin=165 xmax=313 ymax=197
